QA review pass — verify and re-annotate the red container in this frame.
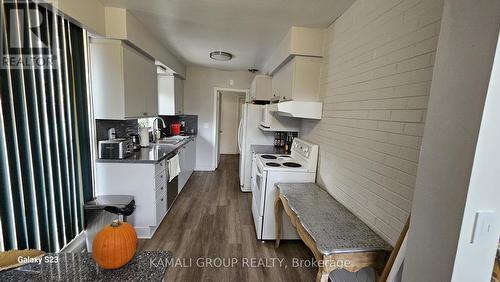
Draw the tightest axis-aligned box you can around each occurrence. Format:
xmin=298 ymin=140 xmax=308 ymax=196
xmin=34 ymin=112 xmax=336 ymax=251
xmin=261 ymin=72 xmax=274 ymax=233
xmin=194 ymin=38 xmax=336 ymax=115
xmin=170 ymin=123 xmax=181 ymax=135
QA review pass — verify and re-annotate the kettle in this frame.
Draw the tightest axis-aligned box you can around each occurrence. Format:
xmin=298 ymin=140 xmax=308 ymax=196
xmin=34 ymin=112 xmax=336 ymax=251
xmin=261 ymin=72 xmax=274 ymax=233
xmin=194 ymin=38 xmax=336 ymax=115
xmin=129 ymin=134 xmax=141 ymax=151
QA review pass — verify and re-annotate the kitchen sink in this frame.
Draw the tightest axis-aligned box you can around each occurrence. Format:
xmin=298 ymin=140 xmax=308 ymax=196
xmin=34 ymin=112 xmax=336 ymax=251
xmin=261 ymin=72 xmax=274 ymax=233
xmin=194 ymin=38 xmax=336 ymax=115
xmin=154 ymin=136 xmax=190 ymax=145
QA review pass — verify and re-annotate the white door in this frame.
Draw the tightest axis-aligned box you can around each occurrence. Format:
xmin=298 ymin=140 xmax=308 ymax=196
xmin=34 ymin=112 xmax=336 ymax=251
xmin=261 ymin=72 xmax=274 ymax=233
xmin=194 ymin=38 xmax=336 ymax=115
xmin=220 ymin=92 xmax=245 ymax=154
xmin=216 ymin=91 xmax=222 ymax=167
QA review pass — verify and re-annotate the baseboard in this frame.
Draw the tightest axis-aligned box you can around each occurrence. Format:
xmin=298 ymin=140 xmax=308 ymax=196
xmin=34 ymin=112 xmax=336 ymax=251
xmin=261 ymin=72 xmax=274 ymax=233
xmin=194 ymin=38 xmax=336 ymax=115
xmin=60 ymin=231 xmax=86 ymax=253
xmin=195 ymin=166 xmax=215 ymax=171
xmin=135 ymin=226 xmax=154 ymax=239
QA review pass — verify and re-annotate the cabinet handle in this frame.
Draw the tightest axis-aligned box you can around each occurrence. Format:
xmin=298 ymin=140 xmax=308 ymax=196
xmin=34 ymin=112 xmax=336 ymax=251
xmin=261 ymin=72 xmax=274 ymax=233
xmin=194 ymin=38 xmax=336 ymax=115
xmin=161 ymin=186 xmax=164 ymax=190
xmin=143 ymin=112 xmax=147 ymax=116
xmin=161 ymin=198 xmax=164 ymax=202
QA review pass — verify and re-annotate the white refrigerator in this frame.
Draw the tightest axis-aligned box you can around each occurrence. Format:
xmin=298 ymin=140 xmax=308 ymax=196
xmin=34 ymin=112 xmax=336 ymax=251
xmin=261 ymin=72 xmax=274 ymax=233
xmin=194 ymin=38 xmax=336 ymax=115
xmin=238 ymin=104 xmax=274 ymax=192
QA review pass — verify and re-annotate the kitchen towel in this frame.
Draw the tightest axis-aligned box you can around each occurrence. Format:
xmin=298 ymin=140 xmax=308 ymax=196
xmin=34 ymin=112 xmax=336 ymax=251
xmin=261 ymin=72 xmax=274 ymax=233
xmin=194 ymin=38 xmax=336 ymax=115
xmin=168 ymin=154 xmax=181 ymax=182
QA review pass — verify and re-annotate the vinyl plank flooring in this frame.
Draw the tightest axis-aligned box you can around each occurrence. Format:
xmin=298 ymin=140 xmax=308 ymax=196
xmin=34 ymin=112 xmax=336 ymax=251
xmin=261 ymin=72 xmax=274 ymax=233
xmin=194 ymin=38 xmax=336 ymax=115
xmin=139 ymin=155 xmax=316 ymax=281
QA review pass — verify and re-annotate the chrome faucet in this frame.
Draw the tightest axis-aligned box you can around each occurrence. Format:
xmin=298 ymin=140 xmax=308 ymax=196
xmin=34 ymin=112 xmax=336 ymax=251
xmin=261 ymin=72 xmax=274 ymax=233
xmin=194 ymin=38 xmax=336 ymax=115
xmin=152 ymin=117 xmax=166 ymax=143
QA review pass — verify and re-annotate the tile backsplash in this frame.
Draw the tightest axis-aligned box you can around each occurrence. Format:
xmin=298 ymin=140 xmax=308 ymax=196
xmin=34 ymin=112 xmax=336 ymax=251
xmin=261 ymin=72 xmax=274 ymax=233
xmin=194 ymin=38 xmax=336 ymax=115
xmin=95 ymin=119 xmax=138 ymax=141
xmin=159 ymin=115 xmax=198 ymax=137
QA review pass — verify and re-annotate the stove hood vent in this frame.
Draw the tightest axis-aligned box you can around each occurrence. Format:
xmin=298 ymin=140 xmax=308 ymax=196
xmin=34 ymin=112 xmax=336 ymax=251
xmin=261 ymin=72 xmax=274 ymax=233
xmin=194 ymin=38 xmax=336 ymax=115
xmin=267 ymin=101 xmax=323 ymax=120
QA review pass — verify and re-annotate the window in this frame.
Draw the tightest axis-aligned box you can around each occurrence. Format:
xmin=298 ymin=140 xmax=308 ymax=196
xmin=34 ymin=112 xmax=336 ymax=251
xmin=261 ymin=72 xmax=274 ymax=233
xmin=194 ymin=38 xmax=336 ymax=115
xmin=0 ymin=0 xmax=93 ymax=252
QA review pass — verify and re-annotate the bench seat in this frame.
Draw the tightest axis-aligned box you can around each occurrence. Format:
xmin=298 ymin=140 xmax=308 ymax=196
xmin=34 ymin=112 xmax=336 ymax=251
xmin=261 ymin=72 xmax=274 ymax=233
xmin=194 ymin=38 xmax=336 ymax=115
xmin=275 ymin=183 xmax=392 ymax=282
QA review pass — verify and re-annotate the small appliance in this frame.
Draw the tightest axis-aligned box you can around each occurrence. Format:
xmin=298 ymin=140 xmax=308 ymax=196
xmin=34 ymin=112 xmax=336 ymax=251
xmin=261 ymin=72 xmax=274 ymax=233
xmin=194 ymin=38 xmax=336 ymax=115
xmin=129 ymin=134 xmax=141 ymax=151
xmin=98 ymin=139 xmax=133 ymax=159
xmin=139 ymin=127 xmax=150 ymax=147
xmin=170 ymin=123 xmax=181 ymax=136
xmin=259 ymin=104 xmax=300 ymax=132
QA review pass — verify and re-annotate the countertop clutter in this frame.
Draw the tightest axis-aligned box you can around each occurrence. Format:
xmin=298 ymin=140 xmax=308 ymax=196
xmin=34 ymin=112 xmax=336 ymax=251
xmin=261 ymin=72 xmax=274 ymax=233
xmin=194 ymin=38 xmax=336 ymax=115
xmin=97 ymin=136 xmax=196 ymax=164
xmin=0 ymin=251 xmax=172 ymax=282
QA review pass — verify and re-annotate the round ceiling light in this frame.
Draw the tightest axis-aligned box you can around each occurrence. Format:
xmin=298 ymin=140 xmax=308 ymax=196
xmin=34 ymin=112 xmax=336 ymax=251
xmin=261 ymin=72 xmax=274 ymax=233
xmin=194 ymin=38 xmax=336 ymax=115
xmin=210 ymin=51 xmax=233 ymax=61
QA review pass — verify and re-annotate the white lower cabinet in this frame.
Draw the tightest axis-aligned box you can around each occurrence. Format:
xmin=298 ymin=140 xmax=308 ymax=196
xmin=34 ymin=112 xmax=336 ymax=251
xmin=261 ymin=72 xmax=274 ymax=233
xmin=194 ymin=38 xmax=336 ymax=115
xmin=178 ymin=138 xmax=196 ymax=193
xmin=95 ymin=159 xmax=169 ymax=238
xmin=95 ymin=138 xmax=197 ymax=238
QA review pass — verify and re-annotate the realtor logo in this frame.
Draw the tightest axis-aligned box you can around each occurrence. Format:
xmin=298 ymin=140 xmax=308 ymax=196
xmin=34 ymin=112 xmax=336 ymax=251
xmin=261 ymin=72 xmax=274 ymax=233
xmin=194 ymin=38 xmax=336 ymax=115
xmin=1 ymin=0 xmax=59 ymax=69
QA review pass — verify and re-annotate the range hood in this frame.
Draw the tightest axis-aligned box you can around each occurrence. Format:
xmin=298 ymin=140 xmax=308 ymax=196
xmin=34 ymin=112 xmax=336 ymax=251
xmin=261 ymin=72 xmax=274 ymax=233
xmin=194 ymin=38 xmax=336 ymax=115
xmin=267 ymin=101 xmax=323 ymax=119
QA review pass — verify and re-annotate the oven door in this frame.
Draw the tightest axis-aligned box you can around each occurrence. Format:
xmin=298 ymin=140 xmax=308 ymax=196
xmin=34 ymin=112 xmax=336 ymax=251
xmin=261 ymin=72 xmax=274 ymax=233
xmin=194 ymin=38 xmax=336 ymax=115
xmin=252 ymin=160 xmax=267 ymax=216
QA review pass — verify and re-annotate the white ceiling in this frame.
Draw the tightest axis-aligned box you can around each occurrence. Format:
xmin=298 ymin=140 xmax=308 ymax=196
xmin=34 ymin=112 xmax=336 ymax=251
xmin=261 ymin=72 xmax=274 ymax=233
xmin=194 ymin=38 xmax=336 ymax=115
xmin=99 ymin=0 xmax=355 ymax=71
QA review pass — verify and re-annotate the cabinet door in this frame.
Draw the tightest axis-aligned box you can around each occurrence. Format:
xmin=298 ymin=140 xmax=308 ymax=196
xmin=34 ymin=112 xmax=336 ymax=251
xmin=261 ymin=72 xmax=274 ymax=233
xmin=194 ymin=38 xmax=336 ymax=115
xmin=177 ymin=147 xmax=187 ymax=192
xmin=174 ymin=77 xmax=184 ymax=114
xmin=90 ymin=41 xmax=125 ymax=119
xmin=184 ymin=139 xmax=195 ymax=178
xmin=292 ymin=57 xmax=322 ymax=101
xmin=254 ymin=76 xmax=272 ymax=100
xmin=158 ymin=75 xmax=175 ymax=115
xmin=143 ymin=59 xmax=158 ymax=117
xmin=123 ymin=45 xmax=148 ymax=118
xmin=188 ymin=138 xmax=196 ymax=174
xmin=272 ymin=61 xmax=294 ymax=101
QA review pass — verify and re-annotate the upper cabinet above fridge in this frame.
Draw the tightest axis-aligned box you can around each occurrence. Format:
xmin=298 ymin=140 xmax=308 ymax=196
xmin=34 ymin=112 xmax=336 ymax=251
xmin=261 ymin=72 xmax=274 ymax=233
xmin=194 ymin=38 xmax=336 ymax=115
xmin=90 ymin=39 xmax=158 ymax=119
xmin=249 ymin=75 xmax=273 ymax=102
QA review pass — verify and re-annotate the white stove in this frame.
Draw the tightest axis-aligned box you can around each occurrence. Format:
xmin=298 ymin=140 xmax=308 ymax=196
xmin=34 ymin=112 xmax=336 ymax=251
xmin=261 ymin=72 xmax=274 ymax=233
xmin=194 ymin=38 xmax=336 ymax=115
xmin=251 ymin=138 xmax=319 ymax=240
xmin=257 ymin=155 xmax=308 ymax=172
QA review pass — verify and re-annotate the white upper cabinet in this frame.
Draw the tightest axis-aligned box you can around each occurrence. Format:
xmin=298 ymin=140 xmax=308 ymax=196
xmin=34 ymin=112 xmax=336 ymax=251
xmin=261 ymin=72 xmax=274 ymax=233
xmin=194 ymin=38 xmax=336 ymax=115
xmin=272 ymin=56 xmax=322 ymax=102
xmin=249 ymin=75 xmax=273 ymax=101
xmin=263 ymin=27 xmax=324 ymax=75
xmin=158 ymin=74 xmax=184 ymax=115
xmin=90 ymin=39 xmax=158 ymax=119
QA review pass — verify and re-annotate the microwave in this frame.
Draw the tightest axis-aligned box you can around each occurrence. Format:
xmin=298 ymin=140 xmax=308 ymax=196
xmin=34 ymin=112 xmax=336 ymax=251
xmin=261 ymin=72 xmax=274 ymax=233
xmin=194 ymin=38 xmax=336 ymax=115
xmin=259 ymin=105 xmax=300 ymax=132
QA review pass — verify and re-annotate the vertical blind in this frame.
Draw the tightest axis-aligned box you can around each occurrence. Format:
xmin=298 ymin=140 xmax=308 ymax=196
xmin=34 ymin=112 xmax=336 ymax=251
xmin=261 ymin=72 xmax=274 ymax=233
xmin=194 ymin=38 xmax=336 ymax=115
xmin=0 ymin=0 xmax=93 ymax=252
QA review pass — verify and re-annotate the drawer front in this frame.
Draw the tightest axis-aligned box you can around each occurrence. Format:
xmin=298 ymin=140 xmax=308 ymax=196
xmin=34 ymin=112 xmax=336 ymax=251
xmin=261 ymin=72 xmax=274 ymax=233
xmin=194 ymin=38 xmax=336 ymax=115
xmin=156 ymin=168 xmax=167 ymax=184
xmin=155 ymin=192 xmax=167 ymax=225
xmin=155 ymin=181 xmax=167 ymax=200
xmin=155 ymin=160 xmax=166 ymax=175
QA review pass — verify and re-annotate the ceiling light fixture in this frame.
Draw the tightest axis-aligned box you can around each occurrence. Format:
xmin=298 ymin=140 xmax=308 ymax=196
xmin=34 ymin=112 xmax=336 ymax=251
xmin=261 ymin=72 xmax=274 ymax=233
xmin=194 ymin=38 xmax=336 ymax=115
xmin=210 ymin=51 xmax=233 ymax=61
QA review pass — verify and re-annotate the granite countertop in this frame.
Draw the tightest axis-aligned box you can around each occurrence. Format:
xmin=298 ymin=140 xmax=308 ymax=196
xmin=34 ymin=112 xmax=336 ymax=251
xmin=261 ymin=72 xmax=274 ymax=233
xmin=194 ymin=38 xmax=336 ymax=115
xmin=97 ymin=136 xmax=195 ymax=164
xmin=251 ymin=145 xmax=290 ymax=155
xmin=277 ymin=183 xmax=392 ymax=256
xmin=0 ymin=251 xmax=172 ymax=281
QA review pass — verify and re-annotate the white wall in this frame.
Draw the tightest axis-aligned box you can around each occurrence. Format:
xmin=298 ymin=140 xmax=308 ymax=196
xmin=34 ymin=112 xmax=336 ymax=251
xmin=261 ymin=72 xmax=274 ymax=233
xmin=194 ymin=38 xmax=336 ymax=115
xmin=183 ymin=67 xmax=254 ymax=170
xmin=403 ymin=0 xmax=500 ymax=281
xmin=220 ymin=91 xmax=245 ymax=154
xmin=300 ymin=0 xmax=444 ymax=244
xmin=54 ymin=0 xmax=106 ymax=35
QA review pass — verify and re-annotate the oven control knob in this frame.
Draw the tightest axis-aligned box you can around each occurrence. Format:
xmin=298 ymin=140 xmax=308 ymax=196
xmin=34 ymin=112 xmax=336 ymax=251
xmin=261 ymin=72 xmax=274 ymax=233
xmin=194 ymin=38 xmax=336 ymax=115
xmin=305 ymin=147 xmax=309 ymax=152
xmin=306 ymin=152 xmax=310 ymax=157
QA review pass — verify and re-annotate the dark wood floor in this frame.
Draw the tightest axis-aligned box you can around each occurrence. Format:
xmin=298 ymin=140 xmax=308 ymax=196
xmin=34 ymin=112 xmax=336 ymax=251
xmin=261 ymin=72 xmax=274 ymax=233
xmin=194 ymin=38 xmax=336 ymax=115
xmin=139 ymin=154 xmax=316 ymax=281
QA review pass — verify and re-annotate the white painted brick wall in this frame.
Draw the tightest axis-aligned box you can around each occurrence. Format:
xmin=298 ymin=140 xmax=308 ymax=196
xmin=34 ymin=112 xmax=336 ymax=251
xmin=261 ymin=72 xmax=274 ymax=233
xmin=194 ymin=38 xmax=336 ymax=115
xmin=301 ymin=0 xmax=443 ymax=245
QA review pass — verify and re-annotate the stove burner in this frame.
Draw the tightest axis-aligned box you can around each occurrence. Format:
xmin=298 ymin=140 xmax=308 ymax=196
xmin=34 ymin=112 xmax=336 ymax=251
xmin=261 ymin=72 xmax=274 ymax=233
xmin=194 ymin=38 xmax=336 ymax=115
xmin=266 ymin=162 xmax=281 ymax=167
xmin=261 ymin=155 xmax=277 ymax=159
xmin=283 ymin=162 xmax=302 ymax=168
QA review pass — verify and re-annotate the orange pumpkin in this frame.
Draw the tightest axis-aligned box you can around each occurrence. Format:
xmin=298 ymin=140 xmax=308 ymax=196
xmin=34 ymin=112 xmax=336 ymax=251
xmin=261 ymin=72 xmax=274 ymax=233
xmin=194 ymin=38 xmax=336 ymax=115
xmin=92 ymin=220 xmax=137 ymax=269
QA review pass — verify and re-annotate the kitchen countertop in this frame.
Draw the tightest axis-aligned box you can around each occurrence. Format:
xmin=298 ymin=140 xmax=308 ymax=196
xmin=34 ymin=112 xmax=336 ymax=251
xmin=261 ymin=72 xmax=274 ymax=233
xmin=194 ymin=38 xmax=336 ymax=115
xmin=0 ymin=251 xmax=172 ymax=281
xmin=97 ymin=136 xmax=195 ymax=164
xmin=251 ymin=145 xmax=290 ymax=155
xmin=277 ymin=183 xmax=392 ymax=255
